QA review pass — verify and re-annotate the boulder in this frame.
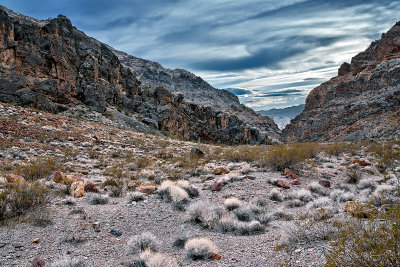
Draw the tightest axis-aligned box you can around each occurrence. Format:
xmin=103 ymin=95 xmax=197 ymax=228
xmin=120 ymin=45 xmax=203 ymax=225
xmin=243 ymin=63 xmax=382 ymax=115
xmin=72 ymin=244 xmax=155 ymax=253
xmin=5 ymin=174 xmax=27 ymax=185
xmin=351 ymin=159 xmax=371 ymax=167
xmin=283 ymin=169 xmax=299 ymax=180
xmin=135 ymin=183 xmax=158 ymax=194
xmin=319 ymin=180 xmax=331 ymax=188
xmin=212 ymin=167 xmax=230 ymax=175
xmin=211 ymin=182 xmax=224 ymax=192
xmin=291 ymin=179 xmax=300 ymax=185
xmin=190 ymin=148 xmax=204 ymax=157
xmin=84 ymin=182 xmax=100 ymax=193
xmin=52 ymin=171 xmax=63 ymax=183
xmin=70 ymin=181 xmax=85 ymax=198
xmin=275 ymin=180 xmax=291 ymax=189
xmin=31 ymin=257 xmax=45 ymax=267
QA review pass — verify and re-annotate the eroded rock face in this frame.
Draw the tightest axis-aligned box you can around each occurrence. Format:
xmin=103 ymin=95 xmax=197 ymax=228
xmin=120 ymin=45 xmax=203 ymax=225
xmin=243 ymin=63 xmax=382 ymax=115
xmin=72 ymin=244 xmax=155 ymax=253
xmin=0 ymin=6 xmax=278 ymax=144
xmin=283 ymin=21 xmax=400 ymax=142
xmin=112 ymin=49 xmax=281 ymax=139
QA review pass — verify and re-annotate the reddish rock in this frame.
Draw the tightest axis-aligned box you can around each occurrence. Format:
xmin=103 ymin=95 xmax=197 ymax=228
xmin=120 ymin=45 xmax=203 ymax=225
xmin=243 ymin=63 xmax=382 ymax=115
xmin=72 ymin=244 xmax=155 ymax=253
xmin=31 ymin=257 xmax=45 ymax=267
xmin=351 ymin=159 xmax=371 ymax=166
xmin=211 ymin=182 xmax=224 ymax=191
xmin=5 ymin=174 xmax=27 ymax=185
xmin=319 ymin=180 xmax=331 ymax=188
xmin=321 ymin=172 xmax=336 ymax=178
xmin=275 ymin=180 xmax=290 ymax=189
xmin=52 ymin=171 xmax=63 ymax=183
xmin=84 ymin=182 xmax=100 ymax=193
xmin=212 ymin=167 xmax=230 ymax=175
xmin=283 ymin=169 xmax=299 ymax=180
xmin=64 ymin=175 xmax=84 ymax=185
xmin=70 ymin=181 xmax=85 ymax=198
xmin=136 ymin=184 xmax=158 ymax=194
xmin=291 ymin=178 xmax=300 ymax=185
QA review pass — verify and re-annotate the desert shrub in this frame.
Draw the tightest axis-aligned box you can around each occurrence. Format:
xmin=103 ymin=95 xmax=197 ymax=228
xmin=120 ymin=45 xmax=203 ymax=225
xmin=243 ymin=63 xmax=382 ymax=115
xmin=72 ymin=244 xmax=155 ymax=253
xmin=48 ymin=257 xmax=85 ymax=267
xmin=15 ymin=157 xmax=60 ymax=180
xmin=320 ymin=143 xmax=354 ymax=156
xmin=325 ymin=204 xmax=400 ymax=267
xmin=186 ymin=201 xmax=225 ymax=229
xmin=270 ymin=188 xmax=284 ymax=202
xmin=216 ymin=213 xmax=237 ymax=233
xmin=268 ymin=209 xmax=293 ymax=221
xmin=234 ymin=204 xmax=262 ymax=222
xmin=330 ymin=190 xmax=354 ymax=203
xmin=277 ymin=220 xmax=336 ymax=253
xmin=260 ymin=143 xmax=318 ymax=171
xmin=89 ymin=195 xmax=109 ymax=205
xmin=308 ymin=182 xmax=328 ymax=196
xmin=139 ymin=249 xmax=177 ymax=267
xmin=346 ymin=164 xmax=362 ymax=184
xmin=184 ymin=237 xmax=218 ymax=260
xmin=0 ymin=182 xmax=48 ymax=220
xmin=128 ymin=192 xmax=145 ymax=202
xmin=357 ymin=178 xmax=377 ymax=191
xmin=294 ymin=189 xmax=314 ymax=203
xmin=127 ymin=232 xmax=158 ymax=255
xmin=306 ymin=197 xmax=332 ymax=209
xmin=235 ymin=220 xmax=265 ymax=235
xmin=157 ymin=180 xmax=189 ymax=206
xmin=224 ymin=197 xmax=242 ymax=210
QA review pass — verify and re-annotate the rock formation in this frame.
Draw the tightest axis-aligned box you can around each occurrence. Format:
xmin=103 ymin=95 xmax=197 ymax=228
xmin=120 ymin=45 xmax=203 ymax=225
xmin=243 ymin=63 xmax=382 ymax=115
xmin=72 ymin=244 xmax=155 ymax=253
xmin=112 ymin=49 xmax=280 ymax=138
xmin=0 ymin=6 xmax=279 ymax=144
xmin=283 ymin=22 xmax=400 ymax=142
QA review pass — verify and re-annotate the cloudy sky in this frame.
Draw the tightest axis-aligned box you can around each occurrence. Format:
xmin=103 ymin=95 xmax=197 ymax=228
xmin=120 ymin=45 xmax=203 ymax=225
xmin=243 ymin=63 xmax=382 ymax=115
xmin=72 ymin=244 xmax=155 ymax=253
xmin=3 ymin=0 xmax=399 ymax=110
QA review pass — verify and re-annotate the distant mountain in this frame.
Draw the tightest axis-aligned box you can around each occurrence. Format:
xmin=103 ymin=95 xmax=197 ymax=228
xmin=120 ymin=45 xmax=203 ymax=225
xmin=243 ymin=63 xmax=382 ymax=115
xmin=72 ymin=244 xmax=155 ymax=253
xmin=258 ymin=104 xmax=305 ymax=119
xmin=283 ymin=22 xmax=400 ymax=142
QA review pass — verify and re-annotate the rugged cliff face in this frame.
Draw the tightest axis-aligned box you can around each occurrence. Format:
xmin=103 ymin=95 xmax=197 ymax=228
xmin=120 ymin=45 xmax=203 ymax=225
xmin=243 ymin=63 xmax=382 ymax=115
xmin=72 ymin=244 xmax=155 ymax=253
xmin=113 ymin=49 xmax=280 ymax=138
xmin=283 ymin=22 xmax=400 ymax=142
xmin=0 ymin=6 xmax=279 ymax=144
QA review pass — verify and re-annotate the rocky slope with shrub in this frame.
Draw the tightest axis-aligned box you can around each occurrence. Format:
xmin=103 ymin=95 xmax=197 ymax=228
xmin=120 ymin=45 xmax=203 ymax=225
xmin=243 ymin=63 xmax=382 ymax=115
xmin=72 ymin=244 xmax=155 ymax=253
xmin=283 ymin=22 xmax=400 ymax=142
xmin=0 ymin=101 xmax=399 ymax=266
xmin=0 ymin=6 xmax=279 ymax=144
xmin=112 ymin=49 xmax=280 ymax=137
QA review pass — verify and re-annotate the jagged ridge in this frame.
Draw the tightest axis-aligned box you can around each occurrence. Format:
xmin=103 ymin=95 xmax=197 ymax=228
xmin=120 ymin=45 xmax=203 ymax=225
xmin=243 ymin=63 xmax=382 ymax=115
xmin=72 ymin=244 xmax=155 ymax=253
xmin=0 ymin=6 xmax=279 ymax=144
xmin=283 ymin=22 xmax=400 ymax=142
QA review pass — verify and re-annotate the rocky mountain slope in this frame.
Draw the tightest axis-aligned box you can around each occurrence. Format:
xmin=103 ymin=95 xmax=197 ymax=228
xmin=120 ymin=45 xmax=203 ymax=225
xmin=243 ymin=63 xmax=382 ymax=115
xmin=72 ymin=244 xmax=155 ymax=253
xmin=283 ymin=22 xmax=400 ymax=142
xmin=112 ymin=49 xmax=280 ymax=137
xmin=0 ymin=6 xmax=279 ymax=144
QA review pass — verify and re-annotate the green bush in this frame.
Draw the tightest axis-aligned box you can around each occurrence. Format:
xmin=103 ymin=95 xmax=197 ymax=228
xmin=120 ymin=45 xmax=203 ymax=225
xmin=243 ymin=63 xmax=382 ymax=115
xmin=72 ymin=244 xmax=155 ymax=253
xmin=15 ymin=157 xmax=60 ymax=180
xmin=0 ymin=182 xmax=49 ymax=221
xmin=325 ymin=204 xmax=400 ymax=267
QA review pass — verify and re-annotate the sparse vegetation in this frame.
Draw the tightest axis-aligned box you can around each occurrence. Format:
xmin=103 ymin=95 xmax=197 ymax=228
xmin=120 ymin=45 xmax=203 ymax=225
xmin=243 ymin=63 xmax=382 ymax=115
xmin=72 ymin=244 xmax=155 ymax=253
xmin=184 ymin=237 xmax=218 ymax=260
xmin=127 ymin=232 xmax=159 ymax=255
xmin=15 ymin=157 xmax=61 ymax=180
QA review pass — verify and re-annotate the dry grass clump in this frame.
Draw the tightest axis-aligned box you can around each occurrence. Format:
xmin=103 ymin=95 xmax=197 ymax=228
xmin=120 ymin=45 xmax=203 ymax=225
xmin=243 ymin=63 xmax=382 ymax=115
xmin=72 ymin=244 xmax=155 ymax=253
xmin=186 ymin=201 xmax=225 ymax=229
xmin=234 ymin=204 xmax=263 ymax=222
xmin=138 ymin=249 xmax=178 ymax=267
xmin=173 ymin=230 xmax=199 ymax=248
xmin=346 ymin=164 xmax=363 ymax=184
xmin=235 ymin=220 xmax=265 ymax=235
xmin=184 ymin=237 xmax=218 ymax=260
xmin=224 ymin=197 xmax=242 ymax=210
xmin=128 ymin=192 xmax=145 ymax=202
xmin=306 ymin=197 xmax=332 ymax=209
xmin=308 ymin=182 xmax=328 ymax=196
xmin=0 ymin=182 xmax=48 ymax=221
xmin=48 ymin=257 xmax=85 ymax=267
xmin=325 ymin=204 xmax=400 ymax=267
xmin=15 ymin=157 xmax=60 ymax=180
xmin=127 ymin=232 xmax=159 ymax=255
xmin=294 ymin=189 xmax=314 ymax=203
xmin=88 ymin=194 xmax=109 ymax=205
xmin=270 ymin=188 xmax=284 ymax=202
xmin=157 ymin=180 xmax=189 ymax=207
xmin=330 ymin=190 xmax=355 ymax=203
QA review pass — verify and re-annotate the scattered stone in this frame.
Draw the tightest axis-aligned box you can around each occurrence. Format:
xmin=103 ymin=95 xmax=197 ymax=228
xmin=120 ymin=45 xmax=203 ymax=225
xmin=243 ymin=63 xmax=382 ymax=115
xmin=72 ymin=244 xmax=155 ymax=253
xmin=32 ymin=238 xmax=40 ymax=244
xmin=84 ymin=182 xmax=100 ymax=193
xmin=351 ymin=159 xmax=371 ymax=166
xmin=319 ymin=180 xmax=331 ymax=188
xmin=275 ymin=180 xmax=291 ymax=189
xmin=190 ymin=147 xmax=204 ymax=157
xmin=5 ymin=174 xmax=27 ymax=185
xmin=52 ymin=171 xmax=64 ymax=183
xmin=31 ymin=257 xmax=45 ymax=267
xmin=291 ymin=179 xmax=300 ymax=185
xmin=93 ymin=222 xmax=101 ymax=232
xmin=135 ymin=183 xmax=158 ymax=194
xmin=110 ymin=229 xmax=122 ymax=237
xmin=212 ymin=167 xmax=230 ymax=175
xmin=70 ymin=181 xmax=85 ymax=198
xmin=211 ymin=182 xmax=224 ymax=191
xmin=243 ymin=175 xmax=256 ymax=180
xmin=283 ymin=169 xmax=299 ymax=180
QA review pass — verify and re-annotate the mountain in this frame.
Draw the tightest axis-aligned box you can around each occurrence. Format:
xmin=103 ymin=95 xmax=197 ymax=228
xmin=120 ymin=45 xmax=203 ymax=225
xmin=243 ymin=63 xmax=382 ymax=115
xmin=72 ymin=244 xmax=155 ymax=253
xmin=0 ymin=6 xmax=279 ymax=144
xmin=258 ymin=104 xmax=305 ymax=119
xmin=112 ymin=50 xmax=280 ymax=138
xmin=283 ymin=22 xmax=400 ymax=142
xmin=257 ymin=104 xmax=305 ymax=130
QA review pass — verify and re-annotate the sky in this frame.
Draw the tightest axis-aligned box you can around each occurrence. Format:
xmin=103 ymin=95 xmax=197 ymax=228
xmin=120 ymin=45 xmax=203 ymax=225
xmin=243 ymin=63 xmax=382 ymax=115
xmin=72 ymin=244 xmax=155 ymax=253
xmin=2 ymin=0 xmax=400 ymax=110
